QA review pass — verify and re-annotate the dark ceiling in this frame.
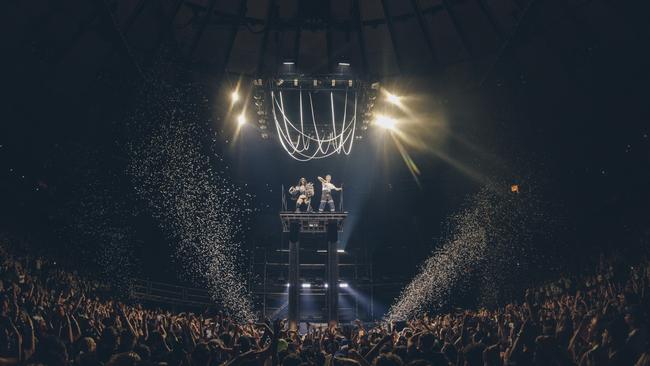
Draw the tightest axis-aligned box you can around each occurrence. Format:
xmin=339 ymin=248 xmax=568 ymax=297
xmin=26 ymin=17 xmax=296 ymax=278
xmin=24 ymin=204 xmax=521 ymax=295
xmin=5 ymin=0 xmax=623 ymax=89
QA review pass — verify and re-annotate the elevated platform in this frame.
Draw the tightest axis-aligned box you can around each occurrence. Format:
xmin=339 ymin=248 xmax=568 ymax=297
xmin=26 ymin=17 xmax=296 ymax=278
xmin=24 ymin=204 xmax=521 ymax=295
xmin=279 ymin=211 xmax=348 ymax=233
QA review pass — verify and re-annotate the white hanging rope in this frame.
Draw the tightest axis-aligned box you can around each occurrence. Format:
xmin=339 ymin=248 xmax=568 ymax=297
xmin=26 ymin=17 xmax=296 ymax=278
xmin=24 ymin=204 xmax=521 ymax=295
xmin=270 ymin=89 xmax=357 ymax=161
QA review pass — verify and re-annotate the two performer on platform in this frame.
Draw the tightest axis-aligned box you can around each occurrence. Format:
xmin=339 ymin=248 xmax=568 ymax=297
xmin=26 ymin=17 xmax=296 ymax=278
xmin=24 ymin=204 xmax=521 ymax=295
xmin=289 ymin=174 xmax=342 ymax=212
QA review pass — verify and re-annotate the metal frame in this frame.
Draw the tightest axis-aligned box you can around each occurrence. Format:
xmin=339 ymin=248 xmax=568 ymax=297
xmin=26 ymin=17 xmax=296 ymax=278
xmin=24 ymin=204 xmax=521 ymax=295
xmin=188 ymin=0 xmax=218 ymax=57
xmin=410 ymin=0 xmax=440 ymax=69
xmin=379 ymin=0 xmax=404 ymax=74
xmin=279 ymin=212 xmax=348 ymax=233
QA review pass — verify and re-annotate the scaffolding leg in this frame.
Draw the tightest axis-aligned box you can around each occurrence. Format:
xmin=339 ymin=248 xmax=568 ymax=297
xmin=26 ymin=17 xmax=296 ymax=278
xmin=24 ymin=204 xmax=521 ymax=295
xmin=288 ymin=225 xmax=300 ymax=330
xmin=327 ymin=239 xmax=339 ymax=325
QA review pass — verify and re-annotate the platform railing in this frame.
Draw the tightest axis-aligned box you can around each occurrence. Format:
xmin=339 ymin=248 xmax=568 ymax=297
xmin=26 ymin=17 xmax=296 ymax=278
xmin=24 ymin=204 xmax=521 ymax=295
xmin=130 ymin=278 xmax=213 ymax=307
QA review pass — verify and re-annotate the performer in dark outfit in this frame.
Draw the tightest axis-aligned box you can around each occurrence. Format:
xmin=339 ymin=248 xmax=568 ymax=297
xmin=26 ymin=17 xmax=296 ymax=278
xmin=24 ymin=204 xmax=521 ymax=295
xmin=289 ymin=177 xmax=314 ymax=212
xmin=317 ymin=174 xmax=342 ymax=212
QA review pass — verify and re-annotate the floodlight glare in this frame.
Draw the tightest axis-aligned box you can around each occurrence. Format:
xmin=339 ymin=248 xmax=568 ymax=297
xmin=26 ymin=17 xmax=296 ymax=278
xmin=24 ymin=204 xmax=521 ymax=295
xmin=375 ymin=115 xmax=396 ymax=130
xmin=231 ymin=91 xmax=240 ymax=102
xmin=237 ymin=114 xmax=246 ymax=126
xmin=386 ymin=92 xmax=400 ymax=104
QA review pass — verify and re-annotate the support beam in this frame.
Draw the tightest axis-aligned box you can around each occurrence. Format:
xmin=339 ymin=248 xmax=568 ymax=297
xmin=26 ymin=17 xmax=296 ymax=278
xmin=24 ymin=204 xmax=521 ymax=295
xmin=96 ymin=0 xmax=143 ymax=77
xmin=326 ymin=226 xmax=339 ymax=325
xmin=441 ymin=0 xmax=474 ymax=60
xmin=123 ymin=0 xmax=149 ymax=34
xmin=256 ymin=0 xmax=276 ymax=76
xmin=475 ymin=0 xmax=504 ymax=39
xmin=352 ymin=0 xmax=369 ymax=77
xmin=148 ymin=0 xmax=185 ymax=66
xmin=218 ymin=0 xmax=247 ymax=75
xmin=326 ymin=0 xmax=334 ymax=73
xmin=410 ymin=0 xmax=440 ymax=69
xmin=288 ymin=235 xmax=300 ymax=330
xmin=292 ymin=2 xmax=303 ymax=66
xmin=380 ymin=0 xmax=404 ymax=73
xmin=479 ymin=0 xmax=537 ymax=87
xmin=188 ymin=0 xmax=218 ymax=58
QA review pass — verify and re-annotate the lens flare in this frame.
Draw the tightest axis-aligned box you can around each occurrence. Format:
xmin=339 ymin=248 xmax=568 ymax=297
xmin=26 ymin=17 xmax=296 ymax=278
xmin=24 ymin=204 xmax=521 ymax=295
xmin=375 ymin=115 xmax=396 ymax=130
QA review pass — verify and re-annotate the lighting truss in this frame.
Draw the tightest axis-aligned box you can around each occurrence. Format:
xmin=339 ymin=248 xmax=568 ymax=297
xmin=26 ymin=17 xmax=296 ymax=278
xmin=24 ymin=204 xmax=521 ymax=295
xmin=253 ymin=77 xmax=378 ymax=161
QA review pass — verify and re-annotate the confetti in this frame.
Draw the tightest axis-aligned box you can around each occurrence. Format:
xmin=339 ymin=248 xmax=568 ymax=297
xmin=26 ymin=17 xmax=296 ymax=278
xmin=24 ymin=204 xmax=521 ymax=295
xmin=126 ymin=75 xmax=254 ymax=321
xmin=387 ymin=180 xmax=560 ymax=320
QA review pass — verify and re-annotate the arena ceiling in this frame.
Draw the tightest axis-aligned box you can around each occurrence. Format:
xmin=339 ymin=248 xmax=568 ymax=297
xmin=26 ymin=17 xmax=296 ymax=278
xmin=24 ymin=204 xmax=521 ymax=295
xmin=7 ymin=0 xmax=606 ymax=89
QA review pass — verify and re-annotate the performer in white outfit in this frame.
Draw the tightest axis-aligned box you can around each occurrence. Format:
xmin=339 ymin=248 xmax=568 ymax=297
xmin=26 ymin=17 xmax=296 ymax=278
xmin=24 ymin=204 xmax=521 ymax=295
xmin=317 ymin=174 xmax=342 ymax=212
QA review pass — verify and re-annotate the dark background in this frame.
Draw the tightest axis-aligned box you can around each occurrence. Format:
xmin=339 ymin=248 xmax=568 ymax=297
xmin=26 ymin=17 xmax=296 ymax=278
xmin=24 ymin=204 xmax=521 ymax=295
xmin=1 ymin=0 xmax=649 ymax=305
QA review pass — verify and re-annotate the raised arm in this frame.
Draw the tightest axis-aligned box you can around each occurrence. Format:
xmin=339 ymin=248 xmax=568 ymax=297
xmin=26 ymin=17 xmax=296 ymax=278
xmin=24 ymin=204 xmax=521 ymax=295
xmin=318 ymin=176 xmax=326 ymax=183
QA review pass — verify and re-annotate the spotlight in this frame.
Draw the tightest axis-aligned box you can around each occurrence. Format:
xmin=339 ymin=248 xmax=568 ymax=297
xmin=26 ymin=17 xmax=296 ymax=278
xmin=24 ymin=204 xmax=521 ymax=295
xmin=324 ymin=283 xmax=329 ymax=288
xmin=283 ymin=61 xmax=295 ymax=65
xmin=386 ymin=92 xmax=400 ymax=104
xmin=231 ymin=91 xmax=240 ymax=103
xmin=237 ymin=114 xmax=246 ymax=126
xmin=375 ymin=115 xmax=396 ymax=130
xmin=338 ymin=62 xmax=351 ymax=67
xmin=331 ymin=79 xmax=336 ymax=87
xmin=301 ymin=283 xmax=311 ymax=288
xmin=286 ymin=283 xmax=290 ymax=287
xmin=294 ymin=79 xmax=299 ymax=87
xmin=339 ymin=283 xmax=349 ymax=288
xmin=337 ymin=249 xmax=345 ymax=253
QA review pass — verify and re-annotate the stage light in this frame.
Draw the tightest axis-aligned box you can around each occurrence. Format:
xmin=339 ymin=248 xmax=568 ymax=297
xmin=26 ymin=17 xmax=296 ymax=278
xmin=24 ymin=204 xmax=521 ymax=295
xmin=324 ymin=283 xmax=329 ymax=288
xmin=386 ymin=92 xmax=400 ymax=104
xmin=237 ymin=114 xmax=246 ymax=126
xmin=337 ymin=249 xmax=345 ymax=253
xmin=331 ymin=79 xmax=336 ymax=87
xmin=231 ymin=91 xmax=240 ymax=103
xmin=375 ymin=115 xmax=396 ymax=130
xmin=339 ymin=283 xmax=349 ymax=288
xmin=286 ymin=283 xmax=290 ymax=287
xmin=338 ymin=62 xmax=350 ymax=66
xmin=283 ymin=60 xmax=295 ymax=65
xmin=301 ymin=283 xmax=311 ymax=288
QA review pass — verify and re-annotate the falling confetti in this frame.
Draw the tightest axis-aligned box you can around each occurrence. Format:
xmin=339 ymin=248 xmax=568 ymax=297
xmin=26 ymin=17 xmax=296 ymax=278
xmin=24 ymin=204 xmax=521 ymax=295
xmin=387 ymin=179 xmax=561 ymax=321
xmin=126 ymin=75 xmax=254 ymax=321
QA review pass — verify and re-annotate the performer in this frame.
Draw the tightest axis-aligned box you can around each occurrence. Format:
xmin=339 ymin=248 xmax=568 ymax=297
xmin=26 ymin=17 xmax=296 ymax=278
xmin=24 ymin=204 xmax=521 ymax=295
xmin=288 ymin=177 xmax=314 ymax=212
xmin=317 ymin=174 xmax=342 ymax=212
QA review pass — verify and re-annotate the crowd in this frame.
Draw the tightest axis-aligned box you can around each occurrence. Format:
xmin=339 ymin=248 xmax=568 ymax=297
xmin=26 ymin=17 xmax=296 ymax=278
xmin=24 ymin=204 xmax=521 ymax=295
xmin=1 ymin=241 xmax=649 ymax=366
